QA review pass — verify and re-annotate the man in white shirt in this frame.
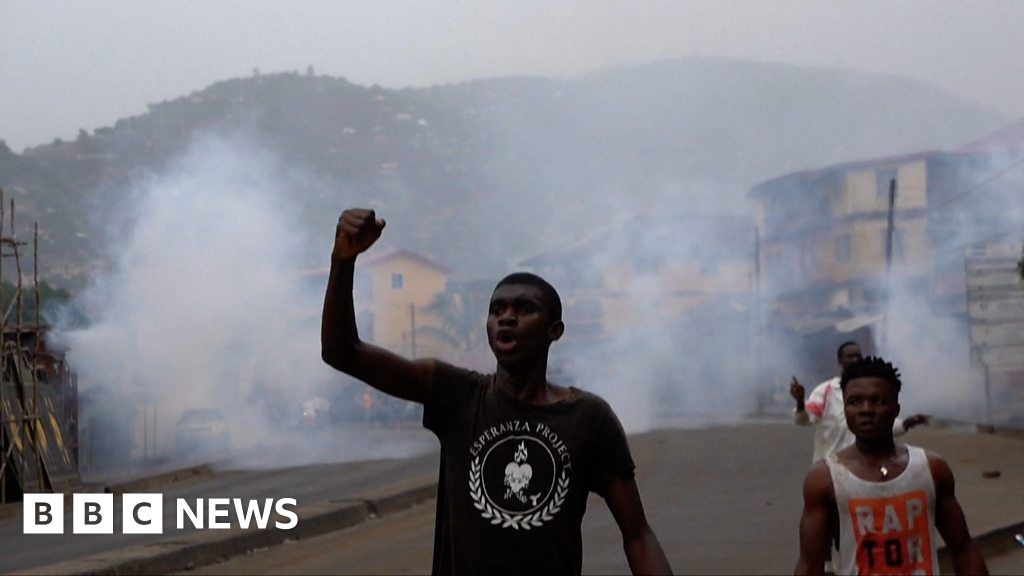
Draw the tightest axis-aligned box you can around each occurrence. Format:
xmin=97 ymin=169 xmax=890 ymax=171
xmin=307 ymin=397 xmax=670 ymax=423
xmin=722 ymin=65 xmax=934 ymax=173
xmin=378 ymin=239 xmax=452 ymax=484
xmin=789 ymin=341 xmax=929 ymax=463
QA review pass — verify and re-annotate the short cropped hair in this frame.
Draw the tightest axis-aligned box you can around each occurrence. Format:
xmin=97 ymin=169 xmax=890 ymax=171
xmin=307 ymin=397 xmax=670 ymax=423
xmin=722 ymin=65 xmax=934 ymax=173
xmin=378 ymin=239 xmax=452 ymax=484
xmin=494 ymin=272 xmax=562 ymax=322
xmin=837 ymin=341 xmax=860 ymax=360
xmin=840 ymin=356 xmax=902 ymax=394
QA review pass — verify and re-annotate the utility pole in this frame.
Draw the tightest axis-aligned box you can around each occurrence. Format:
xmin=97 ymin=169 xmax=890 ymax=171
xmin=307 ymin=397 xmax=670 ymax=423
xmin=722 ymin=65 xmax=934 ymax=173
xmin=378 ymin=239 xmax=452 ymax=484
xmin=753 ymin=227 xmax=763 ymax=413
xmin=882 ymin=178 xmax=897 ymax=353
xmin=410 ymin=303 xmax=416 ymax=358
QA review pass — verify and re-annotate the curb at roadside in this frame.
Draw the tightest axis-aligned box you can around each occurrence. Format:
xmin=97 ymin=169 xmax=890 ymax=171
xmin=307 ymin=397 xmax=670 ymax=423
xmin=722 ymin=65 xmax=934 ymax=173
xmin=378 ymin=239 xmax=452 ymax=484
xmin=104 ymin=464 xmax=216 ymax=495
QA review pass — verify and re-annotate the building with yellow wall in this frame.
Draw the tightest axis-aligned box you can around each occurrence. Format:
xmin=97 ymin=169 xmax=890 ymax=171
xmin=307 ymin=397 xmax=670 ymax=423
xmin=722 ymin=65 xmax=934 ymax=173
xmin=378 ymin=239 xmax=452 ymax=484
xmin=353 ymin=249 xmax=450 ymax=358
xmin=753 ymin=151 xmax=939 ymax=317
xmin=754 ymin=144 xmax=1020 ymax=313
xmin=750 ymin=132 xmax=1023 ymax=383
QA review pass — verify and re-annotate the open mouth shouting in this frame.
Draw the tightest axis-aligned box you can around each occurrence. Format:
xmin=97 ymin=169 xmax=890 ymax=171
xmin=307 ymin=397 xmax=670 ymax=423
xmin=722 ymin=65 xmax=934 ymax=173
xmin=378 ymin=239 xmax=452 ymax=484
xmin=852 ymin=417 xmax=882 ymax=435
xmin=494 ymin=329 xmax=518 ymax=352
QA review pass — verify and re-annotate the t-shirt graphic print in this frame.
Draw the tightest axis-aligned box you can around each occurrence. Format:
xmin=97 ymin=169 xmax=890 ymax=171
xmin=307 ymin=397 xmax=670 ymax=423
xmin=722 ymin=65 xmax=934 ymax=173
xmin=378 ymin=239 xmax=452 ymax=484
xmin=423 ymin=362 xmax=634 ymax=575
xmin=469 ymin=421 xmax=571 ymax=529
xmin=847 ymin=490 xmax=934 ymax=575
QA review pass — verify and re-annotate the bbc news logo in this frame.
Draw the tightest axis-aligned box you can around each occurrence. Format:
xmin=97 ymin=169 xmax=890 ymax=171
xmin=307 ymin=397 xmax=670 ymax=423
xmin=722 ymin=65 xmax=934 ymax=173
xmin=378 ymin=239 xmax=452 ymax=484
xmin=23 ymin=493 xmax=298 ymax=534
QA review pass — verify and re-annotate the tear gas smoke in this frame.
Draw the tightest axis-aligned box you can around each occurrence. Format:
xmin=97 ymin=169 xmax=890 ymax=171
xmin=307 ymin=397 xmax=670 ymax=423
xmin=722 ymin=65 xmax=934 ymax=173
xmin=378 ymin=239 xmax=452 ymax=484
xmin=52 ymin=134 xmax=434 ymax=472
xmin=49 ymin=103 xmax=1024 ymax=475
xmin=882 ymin=153 xmax=1024 ymax=423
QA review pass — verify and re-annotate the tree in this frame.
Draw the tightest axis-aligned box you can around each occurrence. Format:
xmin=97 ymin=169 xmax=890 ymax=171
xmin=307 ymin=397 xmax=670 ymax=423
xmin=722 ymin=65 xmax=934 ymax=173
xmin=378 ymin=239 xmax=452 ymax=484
xmin=0 ymin=280 xmax=85 ymax=327
xmin=418 ymin=285 xmax=490 ymax=352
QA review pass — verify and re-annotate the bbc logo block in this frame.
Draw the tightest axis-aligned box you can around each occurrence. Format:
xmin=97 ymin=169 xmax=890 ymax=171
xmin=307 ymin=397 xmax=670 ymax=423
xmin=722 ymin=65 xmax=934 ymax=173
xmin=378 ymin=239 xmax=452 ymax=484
xmin=123 ymin=493 xmax=163 ymax=534
xmin=23 ymin=494 xmax=64 ymax=534
xmin=72 ymin=493 xmax=114 ymax=534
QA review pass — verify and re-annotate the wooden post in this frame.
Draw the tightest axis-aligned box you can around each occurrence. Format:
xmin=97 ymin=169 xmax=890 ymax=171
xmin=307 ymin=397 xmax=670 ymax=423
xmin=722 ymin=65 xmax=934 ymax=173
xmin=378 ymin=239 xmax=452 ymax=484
xmin=885 ymin=178 xmax=897 ymax=270
xmin=13 ymin=200 xmax=22 ymax=329
xmin=0 ymin=187 xmax=3 ymax=505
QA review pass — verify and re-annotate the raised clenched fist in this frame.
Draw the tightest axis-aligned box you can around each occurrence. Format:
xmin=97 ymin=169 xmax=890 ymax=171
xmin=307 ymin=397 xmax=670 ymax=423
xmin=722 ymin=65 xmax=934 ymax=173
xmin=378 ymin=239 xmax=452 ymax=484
xmin=333 ymin=209 xmax=386 ymax=260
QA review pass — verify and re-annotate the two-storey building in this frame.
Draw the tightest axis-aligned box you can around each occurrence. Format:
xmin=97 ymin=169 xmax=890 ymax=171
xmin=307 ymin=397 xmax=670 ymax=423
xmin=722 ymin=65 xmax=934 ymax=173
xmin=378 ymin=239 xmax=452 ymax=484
xmin=351 ymin=248 xmax=451 ymax=359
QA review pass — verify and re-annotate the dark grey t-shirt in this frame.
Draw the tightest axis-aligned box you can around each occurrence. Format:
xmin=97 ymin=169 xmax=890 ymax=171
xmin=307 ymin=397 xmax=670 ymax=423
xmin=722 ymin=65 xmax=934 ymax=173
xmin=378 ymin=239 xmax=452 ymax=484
xmin=423 ymin=361 xmax=635 ymax=576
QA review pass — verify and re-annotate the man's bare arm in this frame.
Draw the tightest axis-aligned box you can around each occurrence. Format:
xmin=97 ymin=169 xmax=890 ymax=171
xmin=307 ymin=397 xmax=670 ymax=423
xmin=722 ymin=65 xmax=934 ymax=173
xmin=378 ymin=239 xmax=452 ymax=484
xmin=604 ymin=475 xmax=673 ymax=575
xmin=928 ymin=453 xmax=988 ymax=575
xmin=794 ymin=462 xmax=833 ymax=576
xmin=791 ymin=377 xmax=811 ymax=425
xmin=321 ymin=209 xmax=434 ymax=404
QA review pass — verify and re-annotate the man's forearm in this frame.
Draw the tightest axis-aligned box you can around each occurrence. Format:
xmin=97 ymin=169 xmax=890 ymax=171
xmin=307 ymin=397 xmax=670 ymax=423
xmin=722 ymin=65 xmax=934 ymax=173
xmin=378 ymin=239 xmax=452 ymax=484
xmin=952 ymin=541 xmax=988 ymax=575
xmin=793 ymin=559 xmax=823 ymax=576
xmin=321 ymin=257 xmax=359 ymax=366
xmin=623 ymin=528 xmax=672 ymax=575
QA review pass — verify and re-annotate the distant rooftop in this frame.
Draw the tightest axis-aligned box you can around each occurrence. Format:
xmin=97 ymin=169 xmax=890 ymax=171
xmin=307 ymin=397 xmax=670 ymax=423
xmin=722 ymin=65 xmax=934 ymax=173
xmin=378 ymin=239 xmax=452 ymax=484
xmin=296 ymin=247 xmax=451 ymax=278
xmin=358 ymin=248 xmax=450 ymax=274
xmin=750 ymin=150 xmax=941 ymax=195
xmin=957 ymin=118 xmax=1024 ymax=155
xmin=752 ymin=117 xmax=1024 ymax=195
xmin=520 ymin=213 xmax=755 ymax=267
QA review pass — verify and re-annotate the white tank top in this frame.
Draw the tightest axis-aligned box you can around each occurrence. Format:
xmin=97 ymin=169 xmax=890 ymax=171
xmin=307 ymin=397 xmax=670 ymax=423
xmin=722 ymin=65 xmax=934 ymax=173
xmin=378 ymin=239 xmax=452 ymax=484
xmin=826 ymin=445 xmax=941 ymax=575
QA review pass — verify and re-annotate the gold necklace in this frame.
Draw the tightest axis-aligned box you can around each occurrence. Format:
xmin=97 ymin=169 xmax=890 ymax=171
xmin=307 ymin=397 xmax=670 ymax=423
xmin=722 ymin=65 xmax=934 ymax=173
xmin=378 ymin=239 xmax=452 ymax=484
xmin=859 ymin=451 xmax=894 ymax=477
xmin=854 ymin=445 xmax=898 ymax=478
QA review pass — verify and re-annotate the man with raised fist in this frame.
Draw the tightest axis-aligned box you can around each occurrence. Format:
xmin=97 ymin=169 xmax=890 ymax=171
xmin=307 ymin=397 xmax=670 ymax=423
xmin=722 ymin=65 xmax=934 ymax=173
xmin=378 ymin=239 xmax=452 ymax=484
xmin=322 ymin=209 xmax=672 ymax=576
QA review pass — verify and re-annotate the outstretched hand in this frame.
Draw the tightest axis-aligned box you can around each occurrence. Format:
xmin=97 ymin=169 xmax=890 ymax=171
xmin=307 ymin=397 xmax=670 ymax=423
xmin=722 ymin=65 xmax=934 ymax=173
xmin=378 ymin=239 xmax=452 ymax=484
xmin=903 ymin=414 xmax=931 ymax=430
xmin=789 ymin=377 xmax=805 ymax=402
xmin=334 ymin=209 xmax=386 ymax=260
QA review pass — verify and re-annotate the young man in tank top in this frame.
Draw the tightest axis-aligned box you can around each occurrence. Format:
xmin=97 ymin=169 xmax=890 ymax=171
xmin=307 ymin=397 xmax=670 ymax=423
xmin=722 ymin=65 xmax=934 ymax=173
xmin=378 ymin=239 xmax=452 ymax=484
xmin=790 ymin=341 xmax=930 ymax=464
xmin=794 ymin=357 xmax=987 ymax=575
xmin=322 ymin=209 xmax=672 ymax=575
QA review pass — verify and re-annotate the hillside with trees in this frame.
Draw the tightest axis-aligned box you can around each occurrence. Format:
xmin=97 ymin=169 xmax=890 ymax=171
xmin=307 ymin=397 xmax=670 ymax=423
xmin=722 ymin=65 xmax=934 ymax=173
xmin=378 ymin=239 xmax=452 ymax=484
xmin=0 ymin=57 xmax=1008 ymax=289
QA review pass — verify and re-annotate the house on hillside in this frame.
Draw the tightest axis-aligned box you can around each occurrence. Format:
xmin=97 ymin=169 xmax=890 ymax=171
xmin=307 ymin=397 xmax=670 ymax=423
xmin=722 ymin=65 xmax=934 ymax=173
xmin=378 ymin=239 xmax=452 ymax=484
xmin=300 ymin=248 xmax=452 ymax=358
xmin=295 ymin=248 xmax=453 ymax=423
xmin=351 ymin=249 xmax=451 ymax=359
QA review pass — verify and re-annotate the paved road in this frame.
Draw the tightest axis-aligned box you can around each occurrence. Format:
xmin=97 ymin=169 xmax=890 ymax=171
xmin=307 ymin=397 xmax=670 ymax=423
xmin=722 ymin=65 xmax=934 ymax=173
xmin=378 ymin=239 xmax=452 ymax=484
xmin=190 ymin=503 xmax=1024 ymax=575
xmin=188 ymin=423 xmax=1024 ymax=575
xmin=988 ymin=545 xmax=1024 ymax=574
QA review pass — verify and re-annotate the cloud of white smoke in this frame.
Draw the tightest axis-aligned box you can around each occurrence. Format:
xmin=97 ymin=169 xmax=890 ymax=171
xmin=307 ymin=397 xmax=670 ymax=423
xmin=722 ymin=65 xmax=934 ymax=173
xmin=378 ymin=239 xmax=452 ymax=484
xmin=53 ymin=133 xmax=435 ymax=472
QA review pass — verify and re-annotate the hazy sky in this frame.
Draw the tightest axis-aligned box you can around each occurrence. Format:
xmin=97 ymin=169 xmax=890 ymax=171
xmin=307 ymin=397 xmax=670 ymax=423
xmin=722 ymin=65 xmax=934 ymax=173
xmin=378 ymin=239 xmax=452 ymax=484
xmin=3 ymin=1 xmax=1023 ymax=151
